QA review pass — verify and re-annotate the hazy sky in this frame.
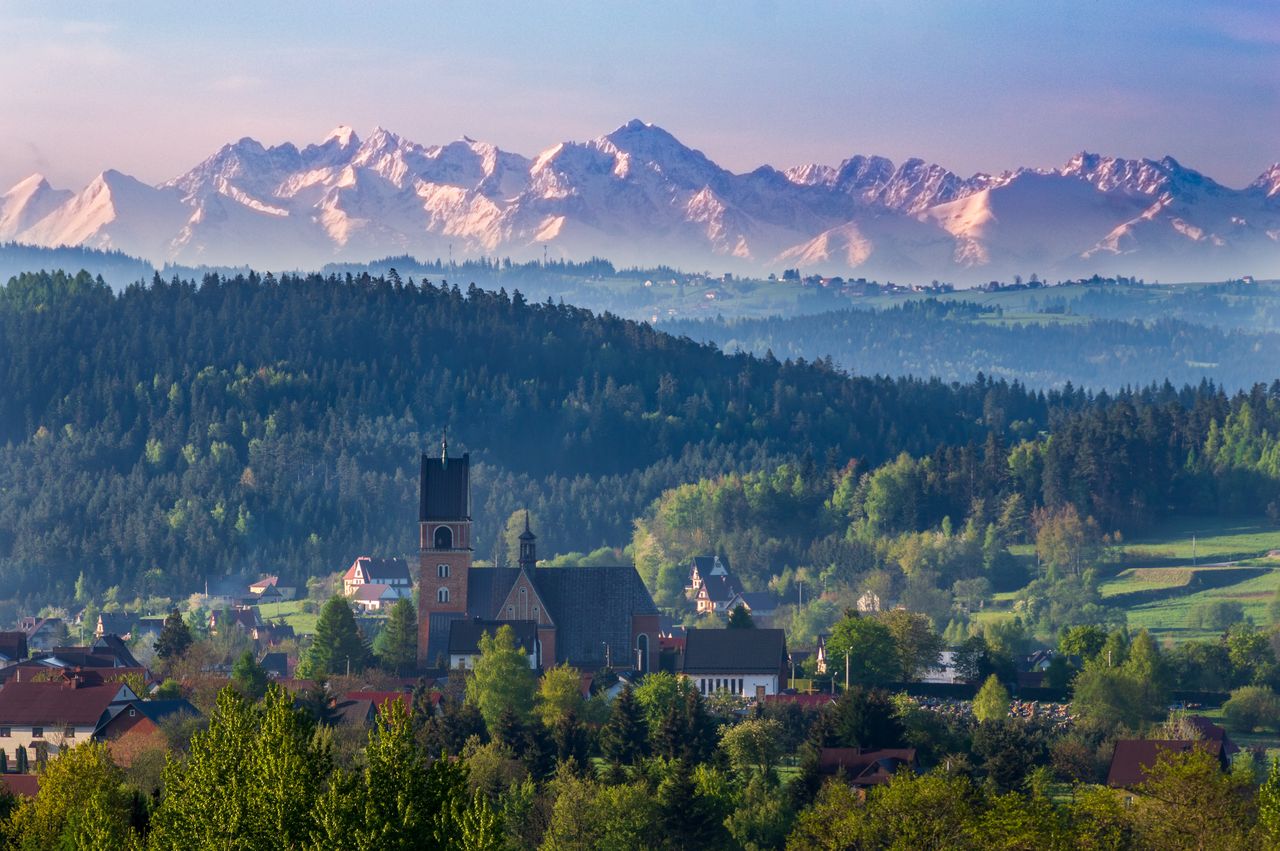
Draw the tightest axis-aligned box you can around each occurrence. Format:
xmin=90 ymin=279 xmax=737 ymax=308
xmin=2 ymin=1 xmax=1278 ymax=191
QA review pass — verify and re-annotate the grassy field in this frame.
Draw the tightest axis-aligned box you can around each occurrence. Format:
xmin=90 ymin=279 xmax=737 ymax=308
xmin=1118 ymin=517 xmax=1280 ymax=565
xmin=1123 ymin=569 xmax=1280 ymax=642
xmin=1099 ymin=567 xmax=1195 ymax=598
xmin=256 ymin=600 xmax=319 ymax=636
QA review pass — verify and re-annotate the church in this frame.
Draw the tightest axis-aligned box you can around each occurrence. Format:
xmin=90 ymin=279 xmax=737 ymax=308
xmin=416 ymin=443 xmax=660 ymax=673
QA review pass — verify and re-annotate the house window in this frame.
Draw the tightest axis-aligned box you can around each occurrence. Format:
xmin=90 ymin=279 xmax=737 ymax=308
xmin=434 ymin=526 xmax=453 ymax=549
xmin=437 ymin=587 xmax=449 ymax=603
xmin=0 ymin=727 xmax=8 ymax=737
xmin=31 ymin=727 xmax=43 ymax=739
xmin=636 ymin=634 xmax=650 ymax=673
xmin=129 ymin=709 xmax=136 ymax=717
xmin=64 ymin=726 xmax=75 ymax=738
xmin=437 ymin=563 xmax=450 ymax=578
xmin=507 ymin=606 xmax=514 ymax=617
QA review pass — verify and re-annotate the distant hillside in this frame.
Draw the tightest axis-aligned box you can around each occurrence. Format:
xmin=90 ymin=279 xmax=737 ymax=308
xmin=665 ymin=298 xmax=1280 ymax=391
xmin=0 ymin=270 xmax=1047 ymax=604
xmin=0 ymin=242 xmax=153 ymax=288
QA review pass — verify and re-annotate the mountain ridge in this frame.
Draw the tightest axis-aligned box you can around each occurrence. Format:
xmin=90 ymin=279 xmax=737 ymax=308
xmin=5 ymin=120 xmax=1279 ymax=284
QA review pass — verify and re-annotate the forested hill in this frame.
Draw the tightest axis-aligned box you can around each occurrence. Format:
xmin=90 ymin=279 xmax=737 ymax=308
xmin=0 ymin=270 xmax=1051 ymax=603
xmin=664 ymin=300 xmax=1280 ymax=392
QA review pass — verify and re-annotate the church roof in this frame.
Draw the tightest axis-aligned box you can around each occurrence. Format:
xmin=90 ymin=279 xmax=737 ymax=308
xmin=420 ymin=452 xmax=470 ymax=520
xmin=464 ymin=565 xmax=658 ymax=670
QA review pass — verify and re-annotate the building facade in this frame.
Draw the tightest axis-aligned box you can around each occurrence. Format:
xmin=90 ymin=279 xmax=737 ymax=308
xmin=417 ymin=441 xmax=659 ymax=672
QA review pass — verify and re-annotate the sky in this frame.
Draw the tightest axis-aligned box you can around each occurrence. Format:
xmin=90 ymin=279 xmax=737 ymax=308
xmin=1 ymin=0 xmax=1278 ymax=192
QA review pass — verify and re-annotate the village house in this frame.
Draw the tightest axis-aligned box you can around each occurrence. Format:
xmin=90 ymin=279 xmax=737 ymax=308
xmin=681 ymin=627 xmax=788 ymax=699
xmin=97 ymin=698 xmax=199 ymax=767
xmin=685 ymin=555 xmax=731 ymax=596
xmin=418 ymin=444 xmax=660 ymax=673
xmin=248 ymin=576 xmax=297 ymax=601
xmin=447 ymin=619 xmax=539 ymax=670
xmin=95 ymin=612 xmax=134 ymax=640
xmin=18 ymin=617 xmax=64 ymax=653
xmin=348 ymin=583 xmax=402 ymax=612
xmin=0 ymin=678 xmax=138 ymax=761
xmin=818 ymin=747 xmax=918 ymax=792
xmin=694 ymin=573 xmax=746 ymax=615
xmin=343 ymin=556 xmax=413 ymax=601
xmin=0 ymin=633 xmax=28 ymax=664
xmin=728 ymin=591 xmax=782 ymax=622
xmin=0 ymin=636 xmax=145 ymax=686
xmin=1107 ymin=738 xmax=1228 ymax=789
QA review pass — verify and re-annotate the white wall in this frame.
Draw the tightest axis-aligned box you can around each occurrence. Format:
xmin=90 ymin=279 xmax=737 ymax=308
xmin=686 ymin=672 xmax=779 ymax=697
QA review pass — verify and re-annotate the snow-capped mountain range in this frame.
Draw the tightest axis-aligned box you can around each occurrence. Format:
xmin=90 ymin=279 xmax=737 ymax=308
xmin=3 ymin=120 xmax=1278 ymax=283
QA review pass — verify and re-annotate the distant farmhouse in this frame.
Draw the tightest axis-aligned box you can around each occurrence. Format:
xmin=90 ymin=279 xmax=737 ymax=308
xmin=342 ymin=557 xmax=413 ymax=612
xmin=417 ymin=442 xmax=660 ymax=672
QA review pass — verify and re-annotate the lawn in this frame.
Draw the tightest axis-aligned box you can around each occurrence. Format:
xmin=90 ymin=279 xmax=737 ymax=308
xmin=257 ymin=600 xmax=319 ymax=636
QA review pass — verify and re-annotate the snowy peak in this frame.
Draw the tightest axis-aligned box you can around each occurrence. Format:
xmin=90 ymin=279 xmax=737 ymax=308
xmin=0 ymin=174 xmax=73 ymax=239
xmin=322 ymin=125 xmax=359 ymax=147
xmin=1252 ymin=163 xmax=1280 ymax=199
xmin=5 ymin=123 xmax=1278 ymax=283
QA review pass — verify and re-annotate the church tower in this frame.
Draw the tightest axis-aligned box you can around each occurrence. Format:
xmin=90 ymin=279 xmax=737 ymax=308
xmin=518 ymin=511 xmax=537 ymax=571
xmin=418 ymin=438 xmax=472 ymax=667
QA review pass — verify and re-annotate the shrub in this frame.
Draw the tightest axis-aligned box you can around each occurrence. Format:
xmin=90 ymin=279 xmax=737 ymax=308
xmin=1189 ymin=600 xmax=1246 ymax=631
xmin=1222 ymin=685 xmax=1280 ymax=732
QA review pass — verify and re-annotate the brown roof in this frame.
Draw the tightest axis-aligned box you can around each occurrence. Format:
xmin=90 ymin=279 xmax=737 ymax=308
xmin=0 ymin=775 xmax=39 ymax=797
xmin=1107 ymin=739 xmax=1226 ymax=788
xmin=0 ymin=680 xmax=134 ymax=727
xmin=330 ymin=698 xmax=377 ymax=727
xmin=818 ymin=747 xmax=917 ymax=786
xmin=1185 ymin=716 xmax=1240 ymax=755
xmin=351 ymin=583 xmax=395 ymax=602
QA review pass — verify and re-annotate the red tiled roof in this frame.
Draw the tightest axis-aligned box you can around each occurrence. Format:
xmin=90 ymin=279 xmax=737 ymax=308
xmin=0 ymin=680 xmax=132 ymax=726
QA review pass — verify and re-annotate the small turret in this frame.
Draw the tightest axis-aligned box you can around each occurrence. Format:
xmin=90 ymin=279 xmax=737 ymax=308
xmin=518 ymin=511 xmax=537 ymax=571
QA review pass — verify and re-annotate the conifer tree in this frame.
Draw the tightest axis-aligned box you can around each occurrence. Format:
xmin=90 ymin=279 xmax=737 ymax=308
xmin=155 ymin=608 xmax=193 ymax=662
xmin=305 ymin=595 xmax=370 ymax=677
xmin=727 ymin=604 xmax=755 ymax=628
xmin=231 ymin=649 xmax=269 ymax=700
xmin=600 ymin=686 xmax=647 ymax=768
xmin=374 ymin=597 xmax=418 ymax=675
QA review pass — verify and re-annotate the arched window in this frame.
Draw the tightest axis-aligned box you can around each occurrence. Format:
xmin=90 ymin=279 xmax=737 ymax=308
xmin=434 ymin=526 xmax=453 ymax=549
xmin=436 ymin=587 xmax=449 ymax=603
xmin=636 ymin=634 xmax=650 ymax=673
xmin=437 ymin=563 xmax=449 ymax=578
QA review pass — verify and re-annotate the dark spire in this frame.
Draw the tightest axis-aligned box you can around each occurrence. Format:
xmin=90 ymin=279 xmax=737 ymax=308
xmin=518 ymin=511 xmax=537 ymax=570
xmin=441 ymin=433 xmax=448 ymax=469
